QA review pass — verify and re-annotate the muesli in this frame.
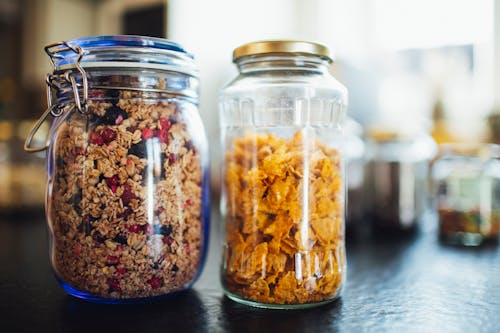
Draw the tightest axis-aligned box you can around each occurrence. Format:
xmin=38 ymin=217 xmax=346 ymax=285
xmin=49 ymin=90 xmax=203 ymax=299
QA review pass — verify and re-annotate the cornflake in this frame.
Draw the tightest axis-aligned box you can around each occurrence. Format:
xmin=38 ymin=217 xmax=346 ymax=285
xmin=223 ymin=131 xmax=345 ymax=305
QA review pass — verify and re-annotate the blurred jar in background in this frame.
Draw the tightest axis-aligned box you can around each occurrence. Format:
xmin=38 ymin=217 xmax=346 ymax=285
xmin=432 ymin=144 xmax=500 ymax=246
xmin=0 ymin=120 xmax=45 ymax=214
xmin=343 ymin=117 xmax=365 ymax=232
xmin=365 ymin=128 xmax=437 ymax=233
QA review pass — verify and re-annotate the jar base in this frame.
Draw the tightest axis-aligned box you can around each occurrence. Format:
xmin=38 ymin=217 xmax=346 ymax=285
xmin=223 ymin=289 xmax=341 ymax=310
xmin=439 ymin=232 xmax=488 ymax=247
xmin=57 ymin=276 xmax=192 ymax=304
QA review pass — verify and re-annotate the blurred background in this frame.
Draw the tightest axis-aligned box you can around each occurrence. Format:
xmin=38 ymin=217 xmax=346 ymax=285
xmin=0 ymin=0 xmax=499 ymax=215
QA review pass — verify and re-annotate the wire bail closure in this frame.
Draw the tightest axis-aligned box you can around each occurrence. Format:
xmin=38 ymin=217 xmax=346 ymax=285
xmin=24 ymin=41 xmax=89 ymax=152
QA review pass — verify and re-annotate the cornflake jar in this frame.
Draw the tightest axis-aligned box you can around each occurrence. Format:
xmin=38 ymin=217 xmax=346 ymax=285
xmin=432 ymin=143 xmax=500 ymax=246
xmin=219 ymin=41 xmax=348 ymax=309
xmin=25 ymin=36 xmax=209 ymax=303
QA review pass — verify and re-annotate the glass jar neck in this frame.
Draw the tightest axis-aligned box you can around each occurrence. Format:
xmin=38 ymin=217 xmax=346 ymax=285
xmin=235 ymin=54 xmax=331 ymax=74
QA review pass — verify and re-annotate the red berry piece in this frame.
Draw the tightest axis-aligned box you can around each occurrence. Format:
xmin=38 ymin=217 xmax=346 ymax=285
xmin=183 ymin=199 xmax=193 ymax=208
xmin=72 ymin=147 xmax=85 ymax=156
xmin=89 ymin=130 xmax=104 ymax=146
xmin=158 ymin=129 xmax=169 ymax=144
xmin=106 ymin=255 xmax=120 ymax=265
xmin=115 ymin=114 xmax=124 ymax=125
xmin=148 ymin=276 xmax=162 ymax=289
xmin=168 ymin=153 xmax=177 ymax=166
xmin=101 ymin=128 xmax=117 ymax=144
xmin=141 ymin=127 xmax=154 ymax=140
xmin=115 ymin=267 xmax=126 ymax=276
xmin=127 ymin=224 xmax=142 ymax=233
xmin=162 ymin=236 xmax=174 ymax=246
xmin=72 ymin=243 xmax=82 ymax=255
xmin=126 ymin=126 xmax=137 ymax=133
xmin=121 ymin=183 xmax=137 ymax=205
xmin=159 ymin=118 xmax=171 ymax=131
xmin=105 ymin=175 xmax=119 ymax=187
xmin=107 ymin=277 xmax=121 ymax=292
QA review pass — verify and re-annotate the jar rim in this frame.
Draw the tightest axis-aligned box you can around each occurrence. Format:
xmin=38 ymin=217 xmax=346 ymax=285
xmin=232 ymin=40 xmax=333 ymax=63
xmin=46 ymin=35 xmax=197 ymax=75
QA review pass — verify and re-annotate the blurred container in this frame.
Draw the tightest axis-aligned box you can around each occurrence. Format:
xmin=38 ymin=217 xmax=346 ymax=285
xmin=0 ymin=120 xmax=45 ymax=214
xmin=343 ymin=117 xmax=365 ymax=230
xmin=366 ymin=129 xmax=437 ymax=233
xmin=432 ymin=143 xmax=500 ymax=246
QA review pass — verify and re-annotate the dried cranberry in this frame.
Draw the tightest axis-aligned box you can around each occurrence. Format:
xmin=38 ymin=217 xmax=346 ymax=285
xmin=115 ymin=267 xmax=126 ymax=276
xmin=105 ymin=175 xmax=119 ymax=187
xmin=162 ymin=236 xmax=174 ymax=246
xmin=148 ymin=276 xmax=162 ymax=289
xmin=127 ymin=224 xmax=142 ymax=233
xmin=101 ymin=128 xmax=117 ymax=144
xmin=106 ymin=255 xmax=120 ymax=265
xmin=167 ymin=153 xmax=177 ymax=166
xmin=157 ymin=129 xmax=169 ymax=144
xmin=72 ymin=147 xmax=85 ymax=156
xmin=120 ymin=183 xmax=137 ymax=205
xmin=141 ymin=127 xmax=155 ymax=140
xmin=89 ymin=130 xmax=104 ymax=146
xmin=183 ymin=199 xmax=193 ymax=208
xmin=107 ymin=277 xmax=121 ymax=292
xmin=72 ymin=243 xmax=82 ymax=255
xmin=126 ymin=126 xmax=137 ymax=133
xmin=154 ymin=207 xmax=164 ymax=216
xmin=159 ymin=118 xmax=171 ymax=131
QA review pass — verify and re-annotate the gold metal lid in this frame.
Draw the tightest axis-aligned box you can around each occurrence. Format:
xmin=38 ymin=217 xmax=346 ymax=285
xmin=232 ymin=40 xmax=332 ymax=63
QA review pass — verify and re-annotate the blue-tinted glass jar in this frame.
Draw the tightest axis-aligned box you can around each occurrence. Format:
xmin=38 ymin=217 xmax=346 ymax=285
xmin=25 ymin=36 xmax=209 ymax=303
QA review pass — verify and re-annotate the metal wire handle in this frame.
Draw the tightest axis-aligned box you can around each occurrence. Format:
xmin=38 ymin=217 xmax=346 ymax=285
xmin=24 ymin=41 xmax=89 ymax=152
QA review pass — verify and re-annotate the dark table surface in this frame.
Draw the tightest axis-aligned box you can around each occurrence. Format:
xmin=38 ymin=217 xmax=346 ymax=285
xmin=1 ymin=209 xmax=499 ymax=333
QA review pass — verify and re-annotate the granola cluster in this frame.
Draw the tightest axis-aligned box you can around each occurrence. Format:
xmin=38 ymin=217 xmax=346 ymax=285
xmin=48 ymin=90 xmax=204 ymax=299
xmin=222 ymin=131 xmax=345 ymax=305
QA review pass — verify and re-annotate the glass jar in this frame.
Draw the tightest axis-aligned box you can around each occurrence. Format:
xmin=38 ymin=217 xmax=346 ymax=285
xmin=0 ymin=120 xmax=45 ymax=214
xmin=25 ymin=36 xmax=210 ymax=303
xmin=219 ymin=40 xmax=347 ymax=308
xmin=365 ymin=129 xmax=437 ymax=233
xmin=432 ymin=143 xmax=500 ymax=246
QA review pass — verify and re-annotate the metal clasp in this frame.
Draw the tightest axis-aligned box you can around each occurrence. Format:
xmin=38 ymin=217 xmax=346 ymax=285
xmin=25 ymin=41 xmax=89 ymax=152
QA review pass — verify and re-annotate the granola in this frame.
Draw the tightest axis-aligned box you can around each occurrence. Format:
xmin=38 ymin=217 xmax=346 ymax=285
xmin=222 ymin=131 xmax=345 ymax=305
xmin=48 ymin=90 xmax=204 ymax=299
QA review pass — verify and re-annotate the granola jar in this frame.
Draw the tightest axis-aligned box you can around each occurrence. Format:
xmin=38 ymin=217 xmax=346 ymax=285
xmin=432 ymin=143 xmax=500 ymax=246
xmin=25 ymin=36 xmax=209 ymax=303
xmin=219 ymin=40 xmax=347 ymax=309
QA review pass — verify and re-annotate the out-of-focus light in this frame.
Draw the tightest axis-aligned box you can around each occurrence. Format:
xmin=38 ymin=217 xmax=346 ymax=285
xmin=374 ymin=0 xmax=493 ymax=50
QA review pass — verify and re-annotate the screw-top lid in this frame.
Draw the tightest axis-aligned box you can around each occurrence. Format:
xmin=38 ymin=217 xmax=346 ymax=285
xmin=232 ymin=40 xmax=333 ymax=63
